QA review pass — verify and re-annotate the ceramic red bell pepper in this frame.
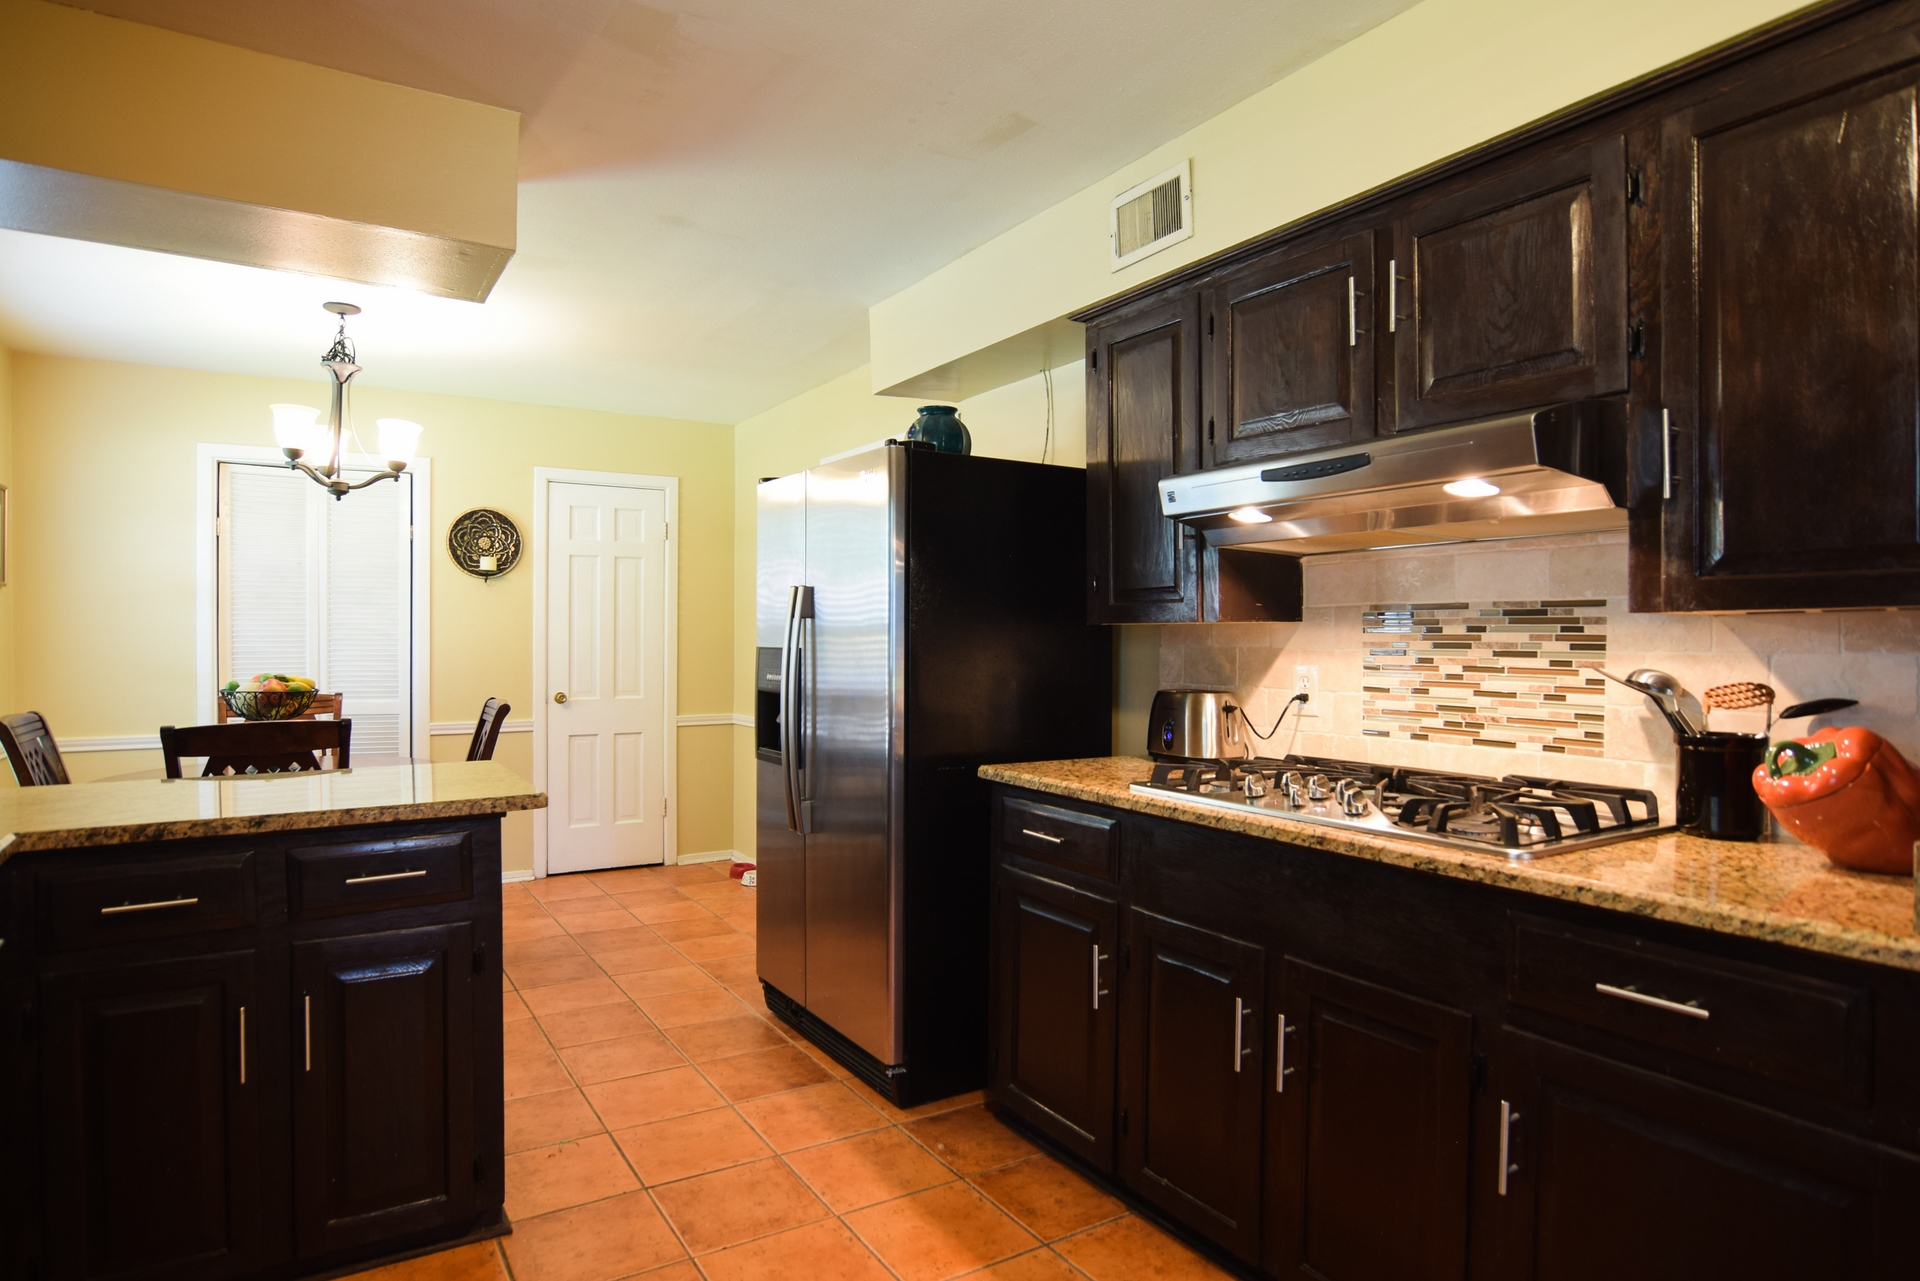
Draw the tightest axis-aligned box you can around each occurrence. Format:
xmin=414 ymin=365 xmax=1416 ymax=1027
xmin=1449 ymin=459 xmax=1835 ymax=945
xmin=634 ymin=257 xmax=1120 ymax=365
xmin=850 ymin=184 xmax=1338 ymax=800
xmin=1752 ymin=726 xmax=1920 ymax=874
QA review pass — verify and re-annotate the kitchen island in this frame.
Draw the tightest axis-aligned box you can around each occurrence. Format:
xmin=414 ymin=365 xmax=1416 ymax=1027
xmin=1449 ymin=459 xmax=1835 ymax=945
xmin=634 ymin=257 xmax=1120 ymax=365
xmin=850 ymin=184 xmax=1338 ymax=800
xmin=0 ymin=762 xmax=545 ymax=1281
xmin=982 ymin=756 xmax=1920 ymax=1281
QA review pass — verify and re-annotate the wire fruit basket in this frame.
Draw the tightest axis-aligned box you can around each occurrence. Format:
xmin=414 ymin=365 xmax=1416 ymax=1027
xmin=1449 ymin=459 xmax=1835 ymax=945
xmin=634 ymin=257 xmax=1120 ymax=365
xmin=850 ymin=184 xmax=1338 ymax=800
xmin=219 ymin=689 xmax=317 ymax=721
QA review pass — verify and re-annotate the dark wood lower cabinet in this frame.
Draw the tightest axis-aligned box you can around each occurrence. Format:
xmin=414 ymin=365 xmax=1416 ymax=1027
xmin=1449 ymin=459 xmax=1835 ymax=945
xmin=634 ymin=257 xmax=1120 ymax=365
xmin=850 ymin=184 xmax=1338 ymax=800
xmin=39 ymin=951 xmax=265 ymax=1281
xmin=1267 ymin=959 xmax=1471 ymax=1281
xmin=1118 ymin=907 xmax=1264 ymax=1263
xmin=1491 ymin=1029 xmax=1920 ymax=1280
xmin=991 ymin=867 xmax=1117 ymax=1170
xmin=293 ymin=924 xmax=478 ymax=1257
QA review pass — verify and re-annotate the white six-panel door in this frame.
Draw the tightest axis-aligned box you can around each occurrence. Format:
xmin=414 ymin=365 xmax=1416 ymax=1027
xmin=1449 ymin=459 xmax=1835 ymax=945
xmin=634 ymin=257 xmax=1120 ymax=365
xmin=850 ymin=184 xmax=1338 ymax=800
xmin=544 ymin=480 xmax=669 ymax=873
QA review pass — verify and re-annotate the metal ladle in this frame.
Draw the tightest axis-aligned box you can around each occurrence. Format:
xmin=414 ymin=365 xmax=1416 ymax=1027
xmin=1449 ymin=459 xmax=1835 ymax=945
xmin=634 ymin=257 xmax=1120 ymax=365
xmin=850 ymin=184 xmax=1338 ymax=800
xmin=1601 ymin=668 xmax=1699 ymax=739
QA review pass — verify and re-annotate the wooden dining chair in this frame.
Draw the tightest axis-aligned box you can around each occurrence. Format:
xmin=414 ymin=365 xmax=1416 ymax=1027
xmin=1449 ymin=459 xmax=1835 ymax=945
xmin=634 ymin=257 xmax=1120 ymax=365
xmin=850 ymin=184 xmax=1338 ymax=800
xmin=215 ymin=693 xmax=344 ymax=723
xmin=160 ymin=719 xmax=353 ymax=778
xmin=467 ymin=699 xmax=511 ymax=761
xmin=0 ymin=712 xmax=70 ymax=786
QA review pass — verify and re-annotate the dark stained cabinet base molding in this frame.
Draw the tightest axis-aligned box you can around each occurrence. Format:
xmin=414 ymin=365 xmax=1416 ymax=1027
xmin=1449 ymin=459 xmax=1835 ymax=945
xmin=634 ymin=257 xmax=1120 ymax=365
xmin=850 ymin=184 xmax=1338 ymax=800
xmin=1 ymin=817 xmax=506 ymax=1281
xmin=988 ymin=781 xmax=1920 ymax=1281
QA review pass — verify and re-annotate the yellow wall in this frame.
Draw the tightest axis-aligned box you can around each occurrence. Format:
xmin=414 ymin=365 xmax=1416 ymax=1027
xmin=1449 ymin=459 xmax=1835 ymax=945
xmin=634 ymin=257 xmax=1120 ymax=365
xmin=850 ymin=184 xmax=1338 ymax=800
xmin=868 ymin=0 xmax=1808 ymax=391
xmin=6 ymin=354 xmax=733 ymax=873
xmin=729 ymin=362 xmax=1085 ymax=855
xmin=0 ymin=343 xmax=13 ymax=716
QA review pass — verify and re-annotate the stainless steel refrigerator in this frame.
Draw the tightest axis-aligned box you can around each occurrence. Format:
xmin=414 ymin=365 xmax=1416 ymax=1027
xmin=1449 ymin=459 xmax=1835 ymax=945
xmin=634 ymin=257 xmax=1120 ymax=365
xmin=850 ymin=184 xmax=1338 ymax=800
xmin=755 ymin=442 xmax=1110 ymax=1105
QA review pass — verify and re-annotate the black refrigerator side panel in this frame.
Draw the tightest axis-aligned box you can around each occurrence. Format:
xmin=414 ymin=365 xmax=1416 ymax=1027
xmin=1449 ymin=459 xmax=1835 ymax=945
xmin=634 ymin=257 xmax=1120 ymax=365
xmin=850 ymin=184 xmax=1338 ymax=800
xmin=900 ymin=449 xmax=1113 ymax=1104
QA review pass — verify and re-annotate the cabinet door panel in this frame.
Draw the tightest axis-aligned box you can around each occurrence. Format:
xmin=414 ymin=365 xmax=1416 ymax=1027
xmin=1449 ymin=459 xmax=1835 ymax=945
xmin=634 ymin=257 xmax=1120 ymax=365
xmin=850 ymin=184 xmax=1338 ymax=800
xmin=1086 ymin=294 xmax=1201 ymax=623
xmin=1207 ymin=232 xmax=1375 ymax=464
xmin=1490 ymin=1030 xmax=1920 ymax=1281
xmin=1393 ymin=135 xmax=1627 ymax=432
xmin=1659 ymin=45 xmax=1920 ymax=608
xmin=293 ymin=923 xmax=477 ymax=1257
xmin=1119 ymin=907 xmax=1263 ymax=1262
xmin=40 ymin=952 xmax=267 ymax=1281
xmin=1268 ymin=960 xmax=1471 ymax=1281
xmin=992 ymin=866 xmax=1117 ymax=1169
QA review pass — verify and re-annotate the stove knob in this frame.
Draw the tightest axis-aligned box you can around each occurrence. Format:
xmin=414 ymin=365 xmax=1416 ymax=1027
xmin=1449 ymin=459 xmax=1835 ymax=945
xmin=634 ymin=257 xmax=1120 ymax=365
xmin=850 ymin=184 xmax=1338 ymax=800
xmin=1279 ymin=772 xmax=1306 ymax=808
xmin=1307 ymin=774 xmax=1333 ymax=801
xmin=1243 ymin=772 xmax=1269 ymax=799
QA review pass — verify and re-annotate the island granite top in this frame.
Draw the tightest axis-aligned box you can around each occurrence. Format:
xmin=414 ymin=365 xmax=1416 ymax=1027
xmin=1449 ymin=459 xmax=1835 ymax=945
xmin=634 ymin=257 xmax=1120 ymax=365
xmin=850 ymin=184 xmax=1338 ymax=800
xmin=980 ymin=756 xmax=1920 ymax=974
xmin=0 ymin=760 xmax=546 ymax=857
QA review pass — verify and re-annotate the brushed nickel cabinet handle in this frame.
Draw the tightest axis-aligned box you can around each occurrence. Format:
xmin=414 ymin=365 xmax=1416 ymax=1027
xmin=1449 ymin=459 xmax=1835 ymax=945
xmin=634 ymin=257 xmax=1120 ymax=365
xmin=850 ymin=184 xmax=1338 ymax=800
xmin=1498 ymin=1100 xmax=1520 ymax=1196
xmin=1661 ymin=408 xmax=1673 ymax=501
xmin=1595 ymin=982 xmax=1709 ymax=1020
xmin=303 ymin=994 xmax=312 ymax=1072
xmin=1092 ymin=945 xmax=1110 ymax=1011
xmin=1233 ymin=998 xmax=1255 ymax=1073
xmin=1388 ymin=259 xmax=1397 ymax=332
xmin=1019 ymin=828 xmax=1064 ymax=844
xmin=101 ymin=896 xmax=199 ymax=915
xmin=238 ymin=1005 xmax=247 ymax=1085
xmin=1347 ymin=276 xmax=1357 ymax=347
xmin=344 ymin=869 xmax=428 ymax=886
xmin=1276 ymin=1015 xmax=1294 ymax=1092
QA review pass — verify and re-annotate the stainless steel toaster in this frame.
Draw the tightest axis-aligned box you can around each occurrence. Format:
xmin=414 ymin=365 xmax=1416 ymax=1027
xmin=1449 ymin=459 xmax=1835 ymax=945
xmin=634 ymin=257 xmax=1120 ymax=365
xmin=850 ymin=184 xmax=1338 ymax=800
xmin=1148 ymin=688 xmax=1243 ymax=761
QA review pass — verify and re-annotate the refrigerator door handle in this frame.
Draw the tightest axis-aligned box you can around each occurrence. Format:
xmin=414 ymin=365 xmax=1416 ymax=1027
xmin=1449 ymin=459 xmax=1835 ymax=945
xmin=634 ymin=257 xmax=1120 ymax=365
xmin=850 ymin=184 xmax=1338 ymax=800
xmin=781 ymin=584 xmax=814 ymax=834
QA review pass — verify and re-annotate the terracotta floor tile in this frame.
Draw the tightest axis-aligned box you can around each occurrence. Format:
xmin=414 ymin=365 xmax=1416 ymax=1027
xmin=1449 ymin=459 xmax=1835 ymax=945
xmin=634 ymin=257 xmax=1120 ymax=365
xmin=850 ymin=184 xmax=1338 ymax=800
xmin=500 ymin=1190 xmax=685 ymax=1281
xmin=347 ymin=1241 xmax=509 ymax=1281
xmin=610 ymin=1106 xmax=771 ymax=1185
xmin=538 ymin=1000 xmax=655 ymax=1048
xmin=506 ymin=934 xmax=587 ymax=964
xmin=628 ymin=899 xmax=715 ymax=924
xmin=615 ymin=965 xmax=716 ymax=999
xmin=581 ymin=946 xmax=678 ymax=978
xmin=503 ymin=917 xmax=568 ymax=942
xmin=906 ymin=1106 xmax=1039 ymax=1175
xmin=680 ymin=879 xmax=749 ymax=902
xmin=965 ymin=1249 xmax=1090 ymax=1281
xmin=637 ymin=987 xmax=746 ymax=1028
xmin=699 ymin=1044 xmax=833 ymax=1102
xmin=649 ymin=1158 xmax=828 ymax=1254
xmin=506 ymin=1088 xmax=605 ymax=1154
xmin=542 ymin=892 xmax=618 ymax=916
xmin=735 ymin=1081 xmax=885 ymax=1152
xmin=559 ymin=1031 xmax=685 ymax=1085
xmin=652 ymin=915 xmax=735 ymax=942
xmin=698 ymin=1219 xmax=893 ymax=1281
xmin=671 ymin=931 xmax=756 ymax=963
xmin=665 ymin=1015 xmax=789 ymax=1062
xmin=503 ymin=1133 xmax=640 ymax=1220
xmin=571 ymin=925 xmax=660 ymax=956
xmin=1052 ymin=1216 xmax=1232 ymax=1281
xmin=728 ymin=982 xmax=777 ymax=1019
xmin=783 ymin=1031 xmax=855 ymax=1079
xmin=529 ymin=874 xmax=609 ymax=901
xmin=504 ymin=1047 xmax=575 ymax=1100
xmin=657 ymin=862 xmax=731 ymax=884
xmin=503 ymin=989 xmax=532 ymax=1022
xmin=609 ymin=886 xmax=690 ymax=909
xmin=784 ymin=1128 xmax=956 ymax=1213
xmin=584 ymin=1066 xmax=723 ymax=1129
xmin=521 ymin=975 xmax=629 ymax=1017
xmin=630 ymin=1266 xmax=700 ymax=1281
xmin=560 ymin=908 xmax=643 ymax=936
xmin=845 ymin=1182 xmax=1037 ymax=1281
xmin=504 ymin=1019 xmax=553 ymax=1057
xmin=584 ymin=867 xmax=668 ymax=892
xmin=508 ymin=953 xmax=606 ymax=990
xmin=698 ymin=954 xmax=759 ymax=986
xmin=972 ymin=1156 xmax=1126 ymax=1240
xmin=849 ymin=1081 xmax=987 ymax=1124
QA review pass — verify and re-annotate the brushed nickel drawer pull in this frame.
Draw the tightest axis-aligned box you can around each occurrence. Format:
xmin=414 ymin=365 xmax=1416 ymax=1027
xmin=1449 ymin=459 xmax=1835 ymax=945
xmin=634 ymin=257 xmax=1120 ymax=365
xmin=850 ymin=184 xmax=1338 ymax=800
xmin=1019 ymin=829 xmax=1064 ymax=845
xmin=303 ymin=994 xmax=312 ymax=1072
xmin=1092 ymin=944 xmax=1110 ymax=1011
xmin=1595 ymin=982 xmax=1709 ymax=1020
xmin=344 ymin=869 xmax=429 ymax=886
xmin=238 ymin=1005 xmax=247 ymax=1085
xmin=101 ymin=896 xmax=199 ymax=915
xmin=1276 ymin=1016 xmax=1294 ymax=1092
xmin=1233 ymin=997 xmax=1254 ymax=1072
xmin=1498 ymin=1100 xmax=1520 ymax=1196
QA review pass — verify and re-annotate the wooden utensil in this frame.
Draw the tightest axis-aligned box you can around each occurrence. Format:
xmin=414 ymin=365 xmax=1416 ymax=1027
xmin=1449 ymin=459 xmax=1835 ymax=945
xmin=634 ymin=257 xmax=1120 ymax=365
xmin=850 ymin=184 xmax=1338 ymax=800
xmin=1704 ymin=681 xmax=1776 ymax=732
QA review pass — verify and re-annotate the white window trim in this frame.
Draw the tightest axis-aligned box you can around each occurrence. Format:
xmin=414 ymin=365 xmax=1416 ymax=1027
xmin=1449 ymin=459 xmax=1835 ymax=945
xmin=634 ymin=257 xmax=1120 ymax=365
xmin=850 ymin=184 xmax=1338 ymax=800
xmin=194 ymin=443 xmax=433 ymax=758
xmin=531 ymin=467 xmax=681 ymax=879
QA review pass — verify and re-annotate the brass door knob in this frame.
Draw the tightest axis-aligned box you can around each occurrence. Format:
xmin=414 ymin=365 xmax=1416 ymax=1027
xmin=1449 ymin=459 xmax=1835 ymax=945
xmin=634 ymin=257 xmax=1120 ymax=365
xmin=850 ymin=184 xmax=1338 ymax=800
xmin=554 ymin=692 xmax=568 ymax=704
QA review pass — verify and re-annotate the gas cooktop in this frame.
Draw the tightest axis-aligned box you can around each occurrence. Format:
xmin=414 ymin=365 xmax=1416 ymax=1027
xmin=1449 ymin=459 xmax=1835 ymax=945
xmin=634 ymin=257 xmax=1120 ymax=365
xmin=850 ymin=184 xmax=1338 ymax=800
xmin=1131 ymin=754 xmax=1670 ymax=859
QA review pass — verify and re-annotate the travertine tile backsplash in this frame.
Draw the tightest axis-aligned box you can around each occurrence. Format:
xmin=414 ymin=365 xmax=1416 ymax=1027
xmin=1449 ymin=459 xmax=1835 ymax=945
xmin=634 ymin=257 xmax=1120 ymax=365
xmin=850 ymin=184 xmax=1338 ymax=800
xmin=1157 ymin=530 xmax=1920 ymax=815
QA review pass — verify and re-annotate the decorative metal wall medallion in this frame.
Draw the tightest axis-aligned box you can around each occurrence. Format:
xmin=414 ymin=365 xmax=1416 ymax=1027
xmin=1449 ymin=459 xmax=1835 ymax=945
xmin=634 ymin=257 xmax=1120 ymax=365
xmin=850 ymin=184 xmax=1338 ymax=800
xmin=447 ymin=508 xmax=522 ymax=581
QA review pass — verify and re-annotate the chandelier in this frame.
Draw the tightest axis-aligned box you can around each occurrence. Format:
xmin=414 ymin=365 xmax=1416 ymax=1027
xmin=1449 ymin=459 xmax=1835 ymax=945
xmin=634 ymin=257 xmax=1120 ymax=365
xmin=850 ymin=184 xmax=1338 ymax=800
xmin=269 ymin=302 xmax=422 ymax=499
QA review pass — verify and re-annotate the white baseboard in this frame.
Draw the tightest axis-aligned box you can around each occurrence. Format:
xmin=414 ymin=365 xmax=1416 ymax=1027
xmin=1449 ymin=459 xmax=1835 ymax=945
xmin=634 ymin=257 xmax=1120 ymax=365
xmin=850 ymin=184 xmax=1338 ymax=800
xmin=501 ymin=869 xmax=536 ymax=883
xmin=674 ymin=713 xmax=754 ymax=728
xmin=675 ymin=849 xmax=741 ymax=865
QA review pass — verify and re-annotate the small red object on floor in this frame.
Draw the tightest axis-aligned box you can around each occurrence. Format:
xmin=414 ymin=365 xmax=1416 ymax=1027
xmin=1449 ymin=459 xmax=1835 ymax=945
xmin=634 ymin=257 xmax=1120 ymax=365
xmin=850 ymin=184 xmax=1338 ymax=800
xmin=730 ymin=861 xmax=756 ymax=881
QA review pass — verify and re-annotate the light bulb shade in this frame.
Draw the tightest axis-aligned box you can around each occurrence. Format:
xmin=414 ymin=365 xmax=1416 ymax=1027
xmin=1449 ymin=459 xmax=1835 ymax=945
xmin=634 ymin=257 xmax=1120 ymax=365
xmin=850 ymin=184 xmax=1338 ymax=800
xmin=1442 ymin=477 xmax=1502 ymax=498
xmin=270 ymin=403 xmax=322 ymax=454
xmin=1227 ymin=506 xmax=1274 ymax=524
xmin=376 ymin=418 xmax=423 ymax=465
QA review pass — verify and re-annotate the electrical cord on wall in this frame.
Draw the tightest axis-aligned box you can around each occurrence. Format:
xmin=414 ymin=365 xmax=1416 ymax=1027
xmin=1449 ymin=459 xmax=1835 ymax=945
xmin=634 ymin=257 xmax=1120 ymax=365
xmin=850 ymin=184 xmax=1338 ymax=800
xmin=1227 ymin=692 xmax=1309 ymax=742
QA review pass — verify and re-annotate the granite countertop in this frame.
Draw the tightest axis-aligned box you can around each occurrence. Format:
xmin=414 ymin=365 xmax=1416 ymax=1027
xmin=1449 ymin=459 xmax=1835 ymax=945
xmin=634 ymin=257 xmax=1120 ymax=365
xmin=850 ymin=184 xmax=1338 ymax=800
xmin=0 ymin=761 xmax=547 ymax=857
xmin=980 ymin=756 xmax=1920 ymax=973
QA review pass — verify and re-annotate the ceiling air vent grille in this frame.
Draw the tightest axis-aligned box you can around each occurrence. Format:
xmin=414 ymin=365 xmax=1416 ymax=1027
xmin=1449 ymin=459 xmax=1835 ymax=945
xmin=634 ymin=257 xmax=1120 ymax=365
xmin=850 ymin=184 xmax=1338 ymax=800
xmin=1111 ymin=160 xmax=1192 ymax=271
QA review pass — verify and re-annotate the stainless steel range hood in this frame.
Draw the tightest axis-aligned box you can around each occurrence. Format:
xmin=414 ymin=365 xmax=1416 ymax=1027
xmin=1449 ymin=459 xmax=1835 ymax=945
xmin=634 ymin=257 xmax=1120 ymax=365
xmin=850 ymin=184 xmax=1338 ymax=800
xmin=1159 ymin=401 xmax=1629 ymax=555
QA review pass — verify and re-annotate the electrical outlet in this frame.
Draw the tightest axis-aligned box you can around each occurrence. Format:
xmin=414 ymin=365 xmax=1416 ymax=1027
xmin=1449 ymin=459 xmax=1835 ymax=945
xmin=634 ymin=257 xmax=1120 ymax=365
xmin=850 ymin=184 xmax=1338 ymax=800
xmin=1294 ymin=665 xmax=1319 ymax=699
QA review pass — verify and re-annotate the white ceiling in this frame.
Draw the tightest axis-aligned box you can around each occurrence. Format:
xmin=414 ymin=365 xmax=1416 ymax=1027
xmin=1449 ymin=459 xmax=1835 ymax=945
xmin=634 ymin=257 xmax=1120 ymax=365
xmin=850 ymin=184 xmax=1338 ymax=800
xmin=0 ymin=0 xmax=1417 ymax=424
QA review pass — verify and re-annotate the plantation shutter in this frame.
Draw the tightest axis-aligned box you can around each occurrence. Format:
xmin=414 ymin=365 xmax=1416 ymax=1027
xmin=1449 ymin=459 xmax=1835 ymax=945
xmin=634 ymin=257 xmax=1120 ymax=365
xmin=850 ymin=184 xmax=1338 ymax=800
xmin=217 ymin=462 xmax=415 ymax=755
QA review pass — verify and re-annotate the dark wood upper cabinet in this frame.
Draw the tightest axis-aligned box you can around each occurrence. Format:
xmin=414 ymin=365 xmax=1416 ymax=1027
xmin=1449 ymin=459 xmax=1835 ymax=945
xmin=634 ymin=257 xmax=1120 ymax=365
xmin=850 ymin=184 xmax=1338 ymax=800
xmin=1389 ymin=134 xmax=1629 ymax=433
xmin=1655 ymin=30 xmax=1920 ymax=609
xmin=39 ymin=951 xmax=268 ymax=1281
xmin=1490 ymin=1029 xmax=1920 ymax=1281
xmin=292 ymin=923 xmax=477 ymax=1259
xmin=1266 ymin=959 xmax=1472 ymax=1281
xmin=991 ymin=866 xmax=1118 ymax=1171
xmin=1205 ymin=231 xmax=1377 ymax=464
xmin=1086 ymin=293 xmax=1203 ymax=623
xmin=1118 ymin=906 xmax=1264 ymax=1263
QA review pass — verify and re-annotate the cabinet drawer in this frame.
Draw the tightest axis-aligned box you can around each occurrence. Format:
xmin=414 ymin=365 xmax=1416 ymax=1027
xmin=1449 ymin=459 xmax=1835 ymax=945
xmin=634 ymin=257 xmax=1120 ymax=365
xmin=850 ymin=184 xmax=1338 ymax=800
xmin=36 ymin=850 xmax=256 ymax=951
xmin=999 ymin=796 xmax=1117 ymax=881
xmin=1509 ymin=914 xmax=1870 ymax=1101
xmin=288 ymin=832 xmax=472 ymax=920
